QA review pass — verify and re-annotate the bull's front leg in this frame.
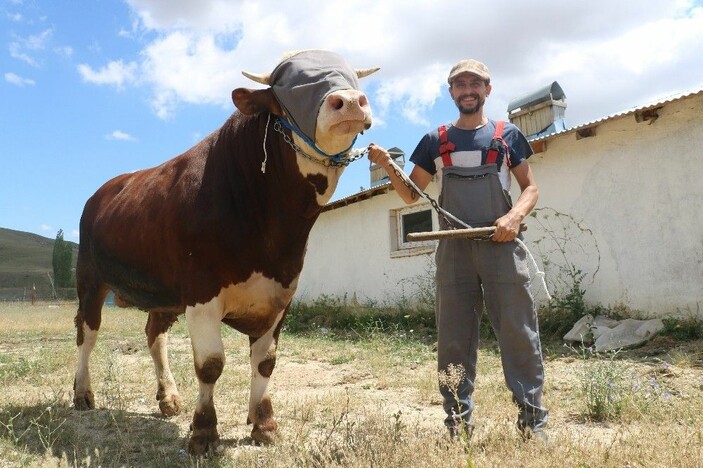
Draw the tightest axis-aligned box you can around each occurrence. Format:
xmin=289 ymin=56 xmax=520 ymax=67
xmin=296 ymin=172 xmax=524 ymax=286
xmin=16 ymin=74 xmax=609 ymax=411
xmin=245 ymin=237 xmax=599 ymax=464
xmin=247 ymin=309 xmax=286 ymax=444
xmin=185 ymin=304 xmax=225 ymax=455
xmin=145 ymin=312 xmax=182 ymax=417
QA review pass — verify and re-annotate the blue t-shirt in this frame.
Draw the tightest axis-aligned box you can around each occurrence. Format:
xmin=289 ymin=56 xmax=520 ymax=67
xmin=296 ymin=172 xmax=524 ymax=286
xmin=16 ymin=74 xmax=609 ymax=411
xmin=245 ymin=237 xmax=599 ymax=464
xmin=409 ymin=119 xmax=533 ymax=192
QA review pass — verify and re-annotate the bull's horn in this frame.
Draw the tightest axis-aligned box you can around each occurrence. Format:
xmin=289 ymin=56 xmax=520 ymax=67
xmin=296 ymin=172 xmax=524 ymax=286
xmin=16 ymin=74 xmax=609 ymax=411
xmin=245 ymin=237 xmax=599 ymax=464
xmin=356 ymin=67 xmax=380 ymax=79
xmin=242 ymin=70 xmax=271 ymax=85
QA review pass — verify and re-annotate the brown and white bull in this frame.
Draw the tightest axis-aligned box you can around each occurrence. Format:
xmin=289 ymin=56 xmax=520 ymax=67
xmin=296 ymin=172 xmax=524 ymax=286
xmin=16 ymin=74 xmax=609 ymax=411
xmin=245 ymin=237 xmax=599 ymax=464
xmin=73 ymin=50 xmax=378 ymax=454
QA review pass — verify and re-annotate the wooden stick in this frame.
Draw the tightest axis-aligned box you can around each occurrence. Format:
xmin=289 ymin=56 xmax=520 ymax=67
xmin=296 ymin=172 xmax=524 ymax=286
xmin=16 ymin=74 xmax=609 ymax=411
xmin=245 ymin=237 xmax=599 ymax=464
xmin=407 ymin=224 xmax=527 ymax=241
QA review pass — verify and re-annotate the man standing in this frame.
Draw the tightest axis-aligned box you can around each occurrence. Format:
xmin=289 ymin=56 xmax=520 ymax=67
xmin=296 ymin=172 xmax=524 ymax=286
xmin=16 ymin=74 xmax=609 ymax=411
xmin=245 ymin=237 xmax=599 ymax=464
xmin=368 ymin=59 xmax=548 ymax=441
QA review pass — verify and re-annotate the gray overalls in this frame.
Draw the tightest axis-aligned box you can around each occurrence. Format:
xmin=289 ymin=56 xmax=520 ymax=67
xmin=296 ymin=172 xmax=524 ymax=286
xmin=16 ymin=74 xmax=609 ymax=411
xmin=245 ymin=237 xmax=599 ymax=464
xmin=435 ymin=144 xmax=548 ymax=431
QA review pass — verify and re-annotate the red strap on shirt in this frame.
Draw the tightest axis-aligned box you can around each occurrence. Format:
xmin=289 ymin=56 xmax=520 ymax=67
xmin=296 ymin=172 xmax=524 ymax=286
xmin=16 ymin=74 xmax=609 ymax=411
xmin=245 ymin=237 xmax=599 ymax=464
xmin=438 ymin=125 xmax=455 ymax=167
xmin=439 ymin=121 xmax=509 ymax=168
xmin=485 ymin=120 xmax=505 ymax=164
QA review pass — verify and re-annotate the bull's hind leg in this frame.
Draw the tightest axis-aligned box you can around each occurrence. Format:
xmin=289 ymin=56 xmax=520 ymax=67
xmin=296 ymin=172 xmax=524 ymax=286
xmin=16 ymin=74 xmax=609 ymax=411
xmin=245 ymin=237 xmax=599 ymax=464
xmin=73 ymin=282 xmax=109 ymax=410
xmin=146 ymin=312 xmax=183 ymax=417
xmin=247 ymin=308 xmax=286 ymax=444
xmin=185 ymin=303 xmax=225 ymax=455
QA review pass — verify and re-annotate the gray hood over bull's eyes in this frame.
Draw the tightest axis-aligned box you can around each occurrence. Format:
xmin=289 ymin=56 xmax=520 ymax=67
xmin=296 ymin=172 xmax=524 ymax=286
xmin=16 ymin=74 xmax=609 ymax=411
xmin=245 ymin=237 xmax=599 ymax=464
xmin=269 ymin=50 xmax=361 ymax=143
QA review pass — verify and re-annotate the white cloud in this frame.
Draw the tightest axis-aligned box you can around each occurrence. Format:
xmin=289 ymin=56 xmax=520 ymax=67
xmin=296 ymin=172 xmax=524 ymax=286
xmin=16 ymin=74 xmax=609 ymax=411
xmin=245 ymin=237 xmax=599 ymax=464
xmin=78 ymin=60 xmax=138 ymax=89
xmin=82 ymin=0 xmax=703 ymax=128
xmin=9 ymin=44 xmax=37 ymax=66
xmin=88 ymin=41 xmax=102 ymax=53
xmin=125 ymin=0 xmax=246 ymax=32
xmin=40 ymin=224 xmax=53 ymax=233
xmin=8 ymin=28 xmax=74 ymax=67
xmin=24 ymin=28 xmax=52 ymax=49
xmin=9 ymin=28 xmax=53 ymax=66
xmin=54 ymin=45 xmax=73 ymax=58
xmin=106 ymin=130 xmax=137 ymax=142
xmin=5 ymin=72 xmax=35 ymax=86
xmin=374 ymin=63 xmax=446 ymax=127
xmin=141 ymin=31 xmax=241 ymax=118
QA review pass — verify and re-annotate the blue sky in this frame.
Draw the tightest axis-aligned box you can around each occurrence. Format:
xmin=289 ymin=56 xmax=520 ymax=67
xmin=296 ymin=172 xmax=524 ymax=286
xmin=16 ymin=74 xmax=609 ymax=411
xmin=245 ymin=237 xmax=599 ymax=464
xmin=2 ymin=0 xmax=702 ymax=242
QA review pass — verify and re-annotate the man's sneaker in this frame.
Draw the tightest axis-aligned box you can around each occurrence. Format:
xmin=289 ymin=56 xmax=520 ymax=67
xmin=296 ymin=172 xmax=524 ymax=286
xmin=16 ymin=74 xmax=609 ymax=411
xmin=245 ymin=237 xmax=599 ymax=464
xmin=519 ymin=425 xmax=549 ymax=445
xmin=448 ymin=422 xmax=474 ymax=442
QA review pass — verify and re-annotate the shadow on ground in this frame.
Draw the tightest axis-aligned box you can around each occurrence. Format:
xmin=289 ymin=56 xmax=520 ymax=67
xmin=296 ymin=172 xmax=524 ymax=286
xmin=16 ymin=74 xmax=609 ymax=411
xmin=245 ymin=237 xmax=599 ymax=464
xmin=0 ymin=401 xmax=189 ymax=466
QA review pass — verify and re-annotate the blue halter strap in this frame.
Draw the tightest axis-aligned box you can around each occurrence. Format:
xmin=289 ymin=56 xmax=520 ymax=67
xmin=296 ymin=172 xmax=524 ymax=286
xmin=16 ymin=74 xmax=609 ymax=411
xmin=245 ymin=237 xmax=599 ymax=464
xmin=277 ymin=117 xmax=357 ymax=163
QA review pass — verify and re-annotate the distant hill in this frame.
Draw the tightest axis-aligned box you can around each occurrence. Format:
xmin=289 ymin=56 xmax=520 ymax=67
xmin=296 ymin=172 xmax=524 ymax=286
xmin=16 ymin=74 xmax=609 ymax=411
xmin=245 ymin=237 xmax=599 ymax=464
xmin=0 ymin=227 xmax=78 ymax=301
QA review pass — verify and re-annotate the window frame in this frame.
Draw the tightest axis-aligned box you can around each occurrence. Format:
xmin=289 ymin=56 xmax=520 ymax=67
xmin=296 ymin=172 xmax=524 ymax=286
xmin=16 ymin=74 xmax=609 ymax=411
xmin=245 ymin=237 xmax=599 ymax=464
xmin=389 ymin=204 xmax=436 ymax=257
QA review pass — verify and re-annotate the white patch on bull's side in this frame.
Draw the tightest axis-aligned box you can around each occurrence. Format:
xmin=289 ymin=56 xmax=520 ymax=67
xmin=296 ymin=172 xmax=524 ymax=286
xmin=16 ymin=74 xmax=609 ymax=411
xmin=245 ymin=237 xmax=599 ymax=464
xmin=187 ymin=272 xmax=296 ymax=351
xmin=248 ymin=309 xmax=285 ymax=422
xmin=186 ymin=272 xmax=296 ymax=420
xmin=219 ymin=272 xmax=298 ymax=321
xmin=75 ymin=321 xmax=98 ymax=394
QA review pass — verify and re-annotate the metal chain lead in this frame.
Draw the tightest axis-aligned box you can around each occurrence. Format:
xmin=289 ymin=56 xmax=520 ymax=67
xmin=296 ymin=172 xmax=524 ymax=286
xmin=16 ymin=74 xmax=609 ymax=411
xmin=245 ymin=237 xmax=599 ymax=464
xmin=272 ymin=117 xmax=490 ymax=239
xmin=388 ymin=163 xmax=472 ymax=231
xmin=273 ymin=120 xmax=367 ymax=168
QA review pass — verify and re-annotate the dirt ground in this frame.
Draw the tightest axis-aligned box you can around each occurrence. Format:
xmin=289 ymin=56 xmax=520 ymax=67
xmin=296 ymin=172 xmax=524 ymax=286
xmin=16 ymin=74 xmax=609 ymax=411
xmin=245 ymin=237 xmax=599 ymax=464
xmin=99 ymin=330 xmax=703 ymax=451
xmin=2 ymin=304 xmax=702 ymax=466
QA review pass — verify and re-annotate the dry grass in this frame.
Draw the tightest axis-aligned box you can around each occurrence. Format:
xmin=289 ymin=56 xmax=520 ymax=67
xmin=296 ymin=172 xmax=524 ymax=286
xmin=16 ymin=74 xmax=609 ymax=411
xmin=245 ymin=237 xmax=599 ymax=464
xmin=0 ymin=302 xmax=702 ymax=467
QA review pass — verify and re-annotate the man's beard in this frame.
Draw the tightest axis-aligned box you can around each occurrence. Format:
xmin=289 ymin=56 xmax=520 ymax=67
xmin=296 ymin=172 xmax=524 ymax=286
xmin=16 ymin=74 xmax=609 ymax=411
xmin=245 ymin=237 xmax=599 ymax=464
xmin=455 ymin=93 xmax=484 ymax=114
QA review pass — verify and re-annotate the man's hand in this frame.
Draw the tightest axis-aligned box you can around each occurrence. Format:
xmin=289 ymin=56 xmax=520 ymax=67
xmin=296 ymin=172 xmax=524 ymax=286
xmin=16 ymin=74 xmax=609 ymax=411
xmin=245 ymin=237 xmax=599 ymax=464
xmin=492 ymin=212 xmax=522 ymax=242
xmin=367 ymin=143 xmax=393 ymax=168
xmin=367 ymin=143 xmax=433 ymax=205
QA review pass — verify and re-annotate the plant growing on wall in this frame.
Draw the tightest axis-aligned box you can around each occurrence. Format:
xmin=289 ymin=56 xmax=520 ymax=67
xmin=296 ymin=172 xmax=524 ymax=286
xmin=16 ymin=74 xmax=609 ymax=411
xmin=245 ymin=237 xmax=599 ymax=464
xmin=529 ymin=208 xmax=601 ymax=335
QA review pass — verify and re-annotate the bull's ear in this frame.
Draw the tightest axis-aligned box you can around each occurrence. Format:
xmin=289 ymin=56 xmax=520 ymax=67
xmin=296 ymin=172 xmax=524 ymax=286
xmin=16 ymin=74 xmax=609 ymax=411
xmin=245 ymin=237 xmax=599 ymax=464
xmin=232 ymin=88 xmax=283 ymax=116
xmin=356 ymin=67 xmax=380 ymax=79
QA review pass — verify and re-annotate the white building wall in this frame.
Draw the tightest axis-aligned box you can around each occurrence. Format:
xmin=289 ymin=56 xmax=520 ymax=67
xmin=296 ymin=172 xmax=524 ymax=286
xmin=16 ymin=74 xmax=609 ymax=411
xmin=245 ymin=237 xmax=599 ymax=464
xmin=524 ymin=93 xmax=703 ymax=315
xmin=297 ymin=92 xmax=703 ymax=317
xmin=296 ymin=185 xmax=440 ymax=307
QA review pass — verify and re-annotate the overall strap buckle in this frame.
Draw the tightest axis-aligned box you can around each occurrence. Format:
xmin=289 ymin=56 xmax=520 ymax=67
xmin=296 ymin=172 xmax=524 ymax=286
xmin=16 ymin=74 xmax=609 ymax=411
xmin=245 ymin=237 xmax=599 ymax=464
xmin=486 ymin=120 xmax=510 ymax=166
xmin=438 ymin=125 xmax=455 ymax=167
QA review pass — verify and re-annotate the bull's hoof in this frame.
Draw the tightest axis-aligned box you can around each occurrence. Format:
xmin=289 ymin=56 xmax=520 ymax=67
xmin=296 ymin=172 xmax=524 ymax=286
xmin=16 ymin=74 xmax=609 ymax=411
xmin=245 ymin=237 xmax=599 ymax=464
xmin=251 ymin=422 xmax=279 ymax=445
xmin=188 ymin=428 xmax=221 ymax=456
xmin=73 ymin=391 xmax=95 ymax=410
xmin=158 ymin=394 xmax=182 ymax=417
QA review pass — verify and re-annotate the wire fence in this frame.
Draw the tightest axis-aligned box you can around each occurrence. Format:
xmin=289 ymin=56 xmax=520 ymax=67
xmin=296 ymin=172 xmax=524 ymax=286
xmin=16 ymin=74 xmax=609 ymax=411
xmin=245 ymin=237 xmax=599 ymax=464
xmin=0 ymin=287 xmax=76 ymax=302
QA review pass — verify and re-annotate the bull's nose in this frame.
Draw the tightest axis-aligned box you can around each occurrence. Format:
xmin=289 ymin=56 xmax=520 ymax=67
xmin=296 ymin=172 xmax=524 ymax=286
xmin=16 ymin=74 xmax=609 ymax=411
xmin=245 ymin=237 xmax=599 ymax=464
xmin=326 ymin=91 xmax=369 ymax=111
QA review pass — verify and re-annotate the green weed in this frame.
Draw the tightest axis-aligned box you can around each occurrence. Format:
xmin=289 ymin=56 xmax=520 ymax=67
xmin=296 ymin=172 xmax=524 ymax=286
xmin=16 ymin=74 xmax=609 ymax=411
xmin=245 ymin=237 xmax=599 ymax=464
xmin=662 ymin=313 xmax=703 ymax=341
xmin=574 ymin=346 xmax=676 ymax=422
xmin=0 ymin=399 xmax=72 ymax=453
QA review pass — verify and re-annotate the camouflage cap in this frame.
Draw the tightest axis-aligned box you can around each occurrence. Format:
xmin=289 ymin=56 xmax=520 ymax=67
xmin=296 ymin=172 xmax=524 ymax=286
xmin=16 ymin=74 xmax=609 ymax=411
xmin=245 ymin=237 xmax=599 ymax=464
xmin=447 ymin=59 xmax=490 ymax=84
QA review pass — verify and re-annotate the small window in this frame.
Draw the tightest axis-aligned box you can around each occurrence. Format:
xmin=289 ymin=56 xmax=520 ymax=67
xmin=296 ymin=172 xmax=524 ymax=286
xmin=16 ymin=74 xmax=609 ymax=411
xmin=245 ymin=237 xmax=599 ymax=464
xmin=394 ymin=205 xmax=435 ymax=251
xmin=401 ymin=210 xmax=432 ymax=245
